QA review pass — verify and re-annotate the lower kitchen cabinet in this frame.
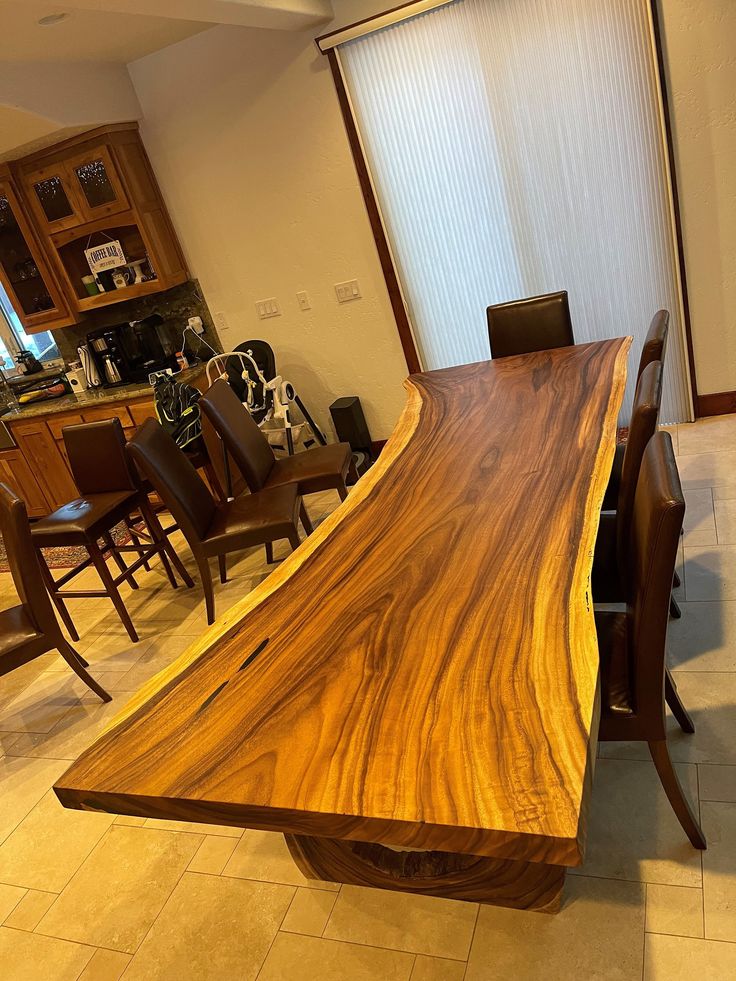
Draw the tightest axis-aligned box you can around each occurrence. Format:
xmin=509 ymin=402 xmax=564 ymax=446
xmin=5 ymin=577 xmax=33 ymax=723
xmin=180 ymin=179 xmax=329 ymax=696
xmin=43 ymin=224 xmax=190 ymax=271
xmin=0 ymin=448 xmax=50 ymax=517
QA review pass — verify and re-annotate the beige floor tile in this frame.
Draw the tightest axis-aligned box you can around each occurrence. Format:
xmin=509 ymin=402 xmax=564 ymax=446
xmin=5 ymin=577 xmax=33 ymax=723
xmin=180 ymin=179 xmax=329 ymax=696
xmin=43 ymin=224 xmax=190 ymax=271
xmin=257 ymin=931 xmax=414 ymax=981
xmin=698 ymin=764 xmax=736 ymax=802
xmin=676 ymin=449 xmax=736 ymax=491
xmin=144 ymin=817 xmax=243 ymax=837
xmin=36 ymin=826 xmax=202 ymax=952
xmin=571 ymin=758 xmax=702 ymax=885
xmin=714 ymin=498 xmax=736 ymax=544
xmin=80 ymin=629 xmax=156 ymax=674
xmin=78 ymin=948 xmax=132 ymax=981
xmin=6 ymin=698 xmax=122 ymax=761
xmin=0 ymin=670 xmax=93 ymax=734
xmin=411 ymin=954 xmax=466 ymax=981
xmin=3 ymin=889 xmax=57 ymax=930
xmin=600 ymin=672 xmax=736 ymax=765
xmin=122 ymin=872 xmax=293 ymax=980
xmin=682 ymin=489 xmax=717 ymax=546
xmin=677 ymin=415 xmax=736 ymax=457
xmin=702 ymin=801 xmax=736 ymax=941
xmin=667 ymin=601 xmax=736 ymax=671
xmin=645 ymin=884 xmax=703 ymax=938
xmin=222 ymin=829 xmax=339 ymax=890
xmin=325 ymin=884 xmax=477 ymax=959
xmin=684 ymin=545 xmax=736 ymax=601
xmin=0 ymin=755 xmax=68 ymax=845
xmin=465 ymin=875 xmax=644 ymax=981
xmin=0 ymin=926 xmax=95 ymax=980
xmin=113 ymin=815 xmax=147 ymax=827
xmin=187 ymin=835 xmax=240 ymax=874
xmin=0 ymin=731 xmax=21 ymax=756
xmin=712 ymin=484 xmax=736 ymax=502
xmin=0 ymin=790 xmax=113 ymax=891
xmin=0 ymin=882 xmax=26 ymax=922
xmin=644 ymin=933 xmax=736 ymax=980
xmin=281 ymin=887 xmax=338 ymax=936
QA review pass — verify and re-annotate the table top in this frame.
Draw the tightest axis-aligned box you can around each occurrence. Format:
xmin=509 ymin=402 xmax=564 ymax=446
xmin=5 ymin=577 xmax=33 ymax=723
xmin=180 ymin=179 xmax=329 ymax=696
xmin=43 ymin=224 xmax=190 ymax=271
xmin=55 ymin=338 xmax=630 ymax=867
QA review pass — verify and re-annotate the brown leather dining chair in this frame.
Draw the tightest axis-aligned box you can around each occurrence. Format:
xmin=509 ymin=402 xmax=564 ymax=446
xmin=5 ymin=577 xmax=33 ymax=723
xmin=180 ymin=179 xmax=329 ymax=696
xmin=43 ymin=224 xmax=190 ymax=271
xmin=31 ymin=418 xmax=190 ymax=644
xmin=603 ymin=310 xmax=670 ymax=511
xmin=595 ymin=431 xmax=705 ymax=849
xmin=126 ymin=418 xmax=305 ymax=624
xmin=0 ymin=483 xmax=110 ymax=702
xmin=486 ymin=290 xmax=574 ymax=358
xmin=200 ymin=379 xmax=352 ymax=558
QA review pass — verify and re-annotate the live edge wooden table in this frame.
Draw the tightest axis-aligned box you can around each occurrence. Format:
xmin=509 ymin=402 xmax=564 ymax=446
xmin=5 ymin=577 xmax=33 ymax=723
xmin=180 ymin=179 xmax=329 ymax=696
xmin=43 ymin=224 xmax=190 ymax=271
xmin=55 ymin=337 xmax=631 ymax=913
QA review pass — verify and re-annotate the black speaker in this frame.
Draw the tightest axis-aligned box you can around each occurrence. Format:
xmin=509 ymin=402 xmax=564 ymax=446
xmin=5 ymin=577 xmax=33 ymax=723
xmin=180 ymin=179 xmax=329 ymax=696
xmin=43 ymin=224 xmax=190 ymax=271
xmin=330 ymin=397 xmax=372 ymax=451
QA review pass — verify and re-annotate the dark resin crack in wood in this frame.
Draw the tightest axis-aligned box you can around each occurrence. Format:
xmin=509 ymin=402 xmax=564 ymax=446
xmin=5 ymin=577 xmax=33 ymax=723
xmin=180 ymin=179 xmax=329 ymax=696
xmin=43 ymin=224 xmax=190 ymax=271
xmin=55 ymin=338 xmax=630 ymax=912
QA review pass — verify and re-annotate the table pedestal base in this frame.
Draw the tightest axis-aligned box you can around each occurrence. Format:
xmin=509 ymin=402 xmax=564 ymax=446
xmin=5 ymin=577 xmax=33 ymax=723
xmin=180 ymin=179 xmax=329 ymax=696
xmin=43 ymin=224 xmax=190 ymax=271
xmin=284 ymin=834 xmax=565 ymax=913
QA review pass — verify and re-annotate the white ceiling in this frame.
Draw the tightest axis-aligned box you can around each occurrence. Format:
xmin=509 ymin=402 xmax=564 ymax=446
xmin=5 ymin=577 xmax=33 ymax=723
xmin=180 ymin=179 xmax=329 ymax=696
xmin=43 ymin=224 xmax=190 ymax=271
xmin=0 ymin=2 xmax=212 ymax=64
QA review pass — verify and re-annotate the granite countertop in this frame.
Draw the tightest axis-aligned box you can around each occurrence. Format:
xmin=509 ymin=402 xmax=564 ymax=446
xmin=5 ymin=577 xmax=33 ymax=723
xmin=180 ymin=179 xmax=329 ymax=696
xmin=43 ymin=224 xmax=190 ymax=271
xmin=2 ymin=364 xmax=206 ymax=422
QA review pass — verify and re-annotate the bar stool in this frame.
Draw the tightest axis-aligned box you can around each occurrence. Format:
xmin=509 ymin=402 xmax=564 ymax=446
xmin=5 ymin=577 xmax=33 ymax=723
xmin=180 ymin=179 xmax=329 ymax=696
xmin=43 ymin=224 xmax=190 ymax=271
xmin=32 ymin=418 xmax=191 ymax=643
xmin=486 ymin=290 xmax=574 ymax=358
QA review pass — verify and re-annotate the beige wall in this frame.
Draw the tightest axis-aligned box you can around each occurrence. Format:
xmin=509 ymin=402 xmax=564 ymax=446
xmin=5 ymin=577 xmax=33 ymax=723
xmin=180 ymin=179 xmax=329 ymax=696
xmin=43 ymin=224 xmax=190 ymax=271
xmin=128 ymin=7 xmax=408 ymax=441
xmin=658 ymin=0 xmax=736 ymax=397
xmin=129 ymin=0 xmax=736 ymax=438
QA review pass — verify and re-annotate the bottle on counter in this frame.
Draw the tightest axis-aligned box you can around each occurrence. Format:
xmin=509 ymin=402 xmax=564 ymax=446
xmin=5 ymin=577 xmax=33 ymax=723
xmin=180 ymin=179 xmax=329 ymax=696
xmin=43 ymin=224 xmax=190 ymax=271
xmin=175 ymin=351 xmax=189 ymax=371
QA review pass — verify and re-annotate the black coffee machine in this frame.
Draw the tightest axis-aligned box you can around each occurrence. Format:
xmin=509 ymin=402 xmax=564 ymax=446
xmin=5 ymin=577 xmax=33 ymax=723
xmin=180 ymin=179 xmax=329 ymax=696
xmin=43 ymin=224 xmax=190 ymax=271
xmin=86 ymin=314 xmax=178 ymax=387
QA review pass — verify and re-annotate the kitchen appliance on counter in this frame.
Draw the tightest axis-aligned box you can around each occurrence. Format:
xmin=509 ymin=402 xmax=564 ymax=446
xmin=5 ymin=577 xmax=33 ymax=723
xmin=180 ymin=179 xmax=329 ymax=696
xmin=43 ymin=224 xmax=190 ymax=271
xmin=15 ymin=349 xmax=43 ymax=375
xmin=85 ymin=314 xmax=178 ymax=387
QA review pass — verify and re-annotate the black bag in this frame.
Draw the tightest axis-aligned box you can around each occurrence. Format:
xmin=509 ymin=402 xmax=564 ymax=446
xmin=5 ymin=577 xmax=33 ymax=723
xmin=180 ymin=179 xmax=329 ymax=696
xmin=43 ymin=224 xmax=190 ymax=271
xmin=153 ymin=374 xmax=202 ymax=450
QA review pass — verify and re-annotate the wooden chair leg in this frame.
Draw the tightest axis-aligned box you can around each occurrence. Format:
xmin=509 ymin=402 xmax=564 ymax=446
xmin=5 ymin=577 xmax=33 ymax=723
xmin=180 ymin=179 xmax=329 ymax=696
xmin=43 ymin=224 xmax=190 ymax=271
xmin=87 ymin=537 xmax=138 ymax=643
xmin=218 ymin=555 xmax=227 ymax=584
xmin=648 ymin=740 xmax=706 ymax=848
xmin=665 ymin=668 xmax=695 ymax=733
xmin=57 ymin=639 xmax=111 ymax=702
xmin=299 ymin=502 xmax=314 ymax=536
xmin=337 ymin=481 xmax=348 ymax=502
xmin=288 ymin=530 xmax=301 ymax=551
xmin=197 ymin=556 xmax=215 ymax=625
xmin=102 ymin=530 xmax=138 ymax=590
xmin=670 ymin=594 xmax=682 ymax=619
xmin=37 ymin=550 xmax=79 ymax=642
xmin=673 ymin=570 xmax=681 ymax=588
xmin=125 ymin=517 xmax=151 ymax=572
xmin=265 ymin=542 xmax=275 ymax=565
xmin=139 ymin=499 xmax=194 ymax=589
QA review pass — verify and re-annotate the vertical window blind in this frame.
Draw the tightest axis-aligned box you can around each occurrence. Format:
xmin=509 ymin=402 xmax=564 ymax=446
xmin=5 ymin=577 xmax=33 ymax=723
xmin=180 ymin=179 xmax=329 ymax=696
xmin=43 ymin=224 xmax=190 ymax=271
xmin=337 ymin=0 xmax=692 ymax=422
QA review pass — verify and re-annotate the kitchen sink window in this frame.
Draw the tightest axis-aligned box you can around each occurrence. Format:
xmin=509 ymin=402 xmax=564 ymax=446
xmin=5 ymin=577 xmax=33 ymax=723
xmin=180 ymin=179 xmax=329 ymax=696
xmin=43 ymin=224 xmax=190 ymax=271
xmin=0 ymin=280 xmax=61 ymax=376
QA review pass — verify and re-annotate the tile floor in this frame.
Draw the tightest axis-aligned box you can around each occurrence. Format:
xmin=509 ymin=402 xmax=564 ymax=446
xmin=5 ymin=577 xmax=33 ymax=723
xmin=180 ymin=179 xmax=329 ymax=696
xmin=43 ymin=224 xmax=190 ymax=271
xmin=1 ymin=419 xmax=735 ymax=980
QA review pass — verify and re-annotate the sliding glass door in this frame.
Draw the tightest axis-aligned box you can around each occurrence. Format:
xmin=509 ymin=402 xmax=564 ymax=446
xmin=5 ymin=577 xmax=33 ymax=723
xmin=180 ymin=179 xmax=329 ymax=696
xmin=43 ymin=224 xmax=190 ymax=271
xmin=338 ymin=0 xmax=692 ymax=421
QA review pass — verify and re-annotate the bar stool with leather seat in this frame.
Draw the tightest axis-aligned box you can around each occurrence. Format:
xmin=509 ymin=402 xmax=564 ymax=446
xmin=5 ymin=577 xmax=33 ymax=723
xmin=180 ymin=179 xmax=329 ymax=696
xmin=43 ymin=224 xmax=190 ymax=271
xmin=595 ymin=431 xmax=705 ymax=849
xmin=126 ymin=418 xmax=305 ymax=624
xmin=32 ymin=418 xmax=191 ymax=644
xmin=200 ymin=379 xmax=352 ymax=558
xmin=0 ymin=483 xmax=110 ymax=702
xmin=603 ymin=309 xmax=670 ymax=510
xmin=486 ymin=290 xmax=574 ymax=358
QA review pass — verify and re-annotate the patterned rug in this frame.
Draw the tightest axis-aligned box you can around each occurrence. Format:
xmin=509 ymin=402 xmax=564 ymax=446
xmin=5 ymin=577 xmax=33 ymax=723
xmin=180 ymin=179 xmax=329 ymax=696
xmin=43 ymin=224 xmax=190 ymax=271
xmin=0 ymin=522 xmax=131 ymax=573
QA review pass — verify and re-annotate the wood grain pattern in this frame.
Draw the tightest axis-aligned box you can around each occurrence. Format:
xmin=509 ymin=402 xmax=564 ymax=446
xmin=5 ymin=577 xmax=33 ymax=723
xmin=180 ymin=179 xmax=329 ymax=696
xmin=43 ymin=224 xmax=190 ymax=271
xmin=55 ymin=339 xmax=630 ymax=869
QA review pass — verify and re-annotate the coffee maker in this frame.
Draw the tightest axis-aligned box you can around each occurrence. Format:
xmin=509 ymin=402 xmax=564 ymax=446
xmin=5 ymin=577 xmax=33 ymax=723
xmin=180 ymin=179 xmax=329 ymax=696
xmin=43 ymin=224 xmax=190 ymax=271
xmin=86 ymin=314 xmax=178 ymax=387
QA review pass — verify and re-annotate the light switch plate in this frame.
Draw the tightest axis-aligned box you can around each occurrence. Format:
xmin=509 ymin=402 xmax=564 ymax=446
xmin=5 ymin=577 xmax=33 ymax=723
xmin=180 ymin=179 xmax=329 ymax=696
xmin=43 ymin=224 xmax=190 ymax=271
xmin=214 ymin=312 xmax=229 ymax=331
xmin=334 ymin=280 xmax=361 ymax=303
xmin=296 ymin=290 xmax=311 ymax=311
xmin=256 ymin=297 xmax=281 ymax=319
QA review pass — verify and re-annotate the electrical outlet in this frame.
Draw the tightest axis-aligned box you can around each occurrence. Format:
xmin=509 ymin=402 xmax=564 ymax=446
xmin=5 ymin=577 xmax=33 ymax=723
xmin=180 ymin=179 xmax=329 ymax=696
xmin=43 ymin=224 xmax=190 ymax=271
xmin=335 ymin=279 xmax=361 ymax=303
xmin=296 ymin=290 xmax=311 ymax=311
xmin=256 ymin=297 xmax=281 ymax=319
xmin=188 ymin=316 xmax=204 ymax=335
xmin=214 ymin=311 xmax=229 ymax=331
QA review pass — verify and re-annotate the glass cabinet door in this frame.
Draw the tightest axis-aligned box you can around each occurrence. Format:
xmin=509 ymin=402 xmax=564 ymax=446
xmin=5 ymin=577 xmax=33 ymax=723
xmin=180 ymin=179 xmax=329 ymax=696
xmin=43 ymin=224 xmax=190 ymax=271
xmin=24 ymin=164 xmax=84 ymax=231
xmin=68 ymin=146 xmax=128 ymax=222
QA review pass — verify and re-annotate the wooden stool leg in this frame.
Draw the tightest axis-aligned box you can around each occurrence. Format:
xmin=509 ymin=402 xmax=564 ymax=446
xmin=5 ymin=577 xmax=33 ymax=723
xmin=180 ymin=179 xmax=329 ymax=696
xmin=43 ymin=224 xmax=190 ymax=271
xmin=102 ymin=531 xmax=138 ymax=590
xmin=337 ymin=481 xmax=348 ymax=502
xmin=218 ymin=555 xmax=227 ymax=584
xmin=197 ymin=556 xmax=216 ymax=625
xmin=57 ymin=639 xmax=111 ymax=702
xmin=87 ymin=538 xmax=138 ymax=643
xmin=288 ymin=530 xmax=301 ymax=552
xmin=673 ymin=570 xmax=681 ymax=588
xmin=140 ymin=499 xmax=195 ymax=589
xmin=670 ymin=594 xmax=682 ymax=619
xmin=37 ymin=550 xmax=79 ymax=642
xmin=665 ymin=668 xmax=695 ymax=733
xmin=299 ymin=502 xmax=314 ymax=535
xmin=125 ymin=517 xmax=151 ymax=572
xmin=265 ymin=542 xmax=275 ymax=565
xmin=648 ymin=740 xmax=706 ymax=849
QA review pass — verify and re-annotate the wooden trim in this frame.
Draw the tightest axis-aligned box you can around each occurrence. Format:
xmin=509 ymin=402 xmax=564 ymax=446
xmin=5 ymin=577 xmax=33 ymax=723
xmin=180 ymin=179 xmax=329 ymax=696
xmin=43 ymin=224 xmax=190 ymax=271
xmin=316 ymin=0 xmax=454 ymax=52
xmin=696 ymin=391 xmax=736 ymax=418
xmin=326 ymin=50 xmax=421 ymax=374
xmin=649 ymin=0 xmax=699 ymax=415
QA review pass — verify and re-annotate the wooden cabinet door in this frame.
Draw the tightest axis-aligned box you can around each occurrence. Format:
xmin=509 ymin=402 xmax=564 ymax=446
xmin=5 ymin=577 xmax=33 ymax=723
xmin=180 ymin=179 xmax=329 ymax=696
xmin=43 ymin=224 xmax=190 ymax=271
xmin=22 ymin=162 xmax=85 ymax=232
xmin=0 ymin=449 xmax=50 ymax=517
xmin=66 ymin=146 xmax=129 ymax=224
xmin=9 ymin=419 xmax=77 ymax=511
xmin=127 ymin=400 xmax=156 ymax=428
xmin=0 ymin=179 xmax=74 ymax=332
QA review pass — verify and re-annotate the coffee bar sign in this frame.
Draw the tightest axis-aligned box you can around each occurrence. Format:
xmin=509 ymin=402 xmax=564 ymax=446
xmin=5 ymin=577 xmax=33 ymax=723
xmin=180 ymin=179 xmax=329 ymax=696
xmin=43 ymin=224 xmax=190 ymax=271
xmin=85 ymin=240 xmax=126 ymax=274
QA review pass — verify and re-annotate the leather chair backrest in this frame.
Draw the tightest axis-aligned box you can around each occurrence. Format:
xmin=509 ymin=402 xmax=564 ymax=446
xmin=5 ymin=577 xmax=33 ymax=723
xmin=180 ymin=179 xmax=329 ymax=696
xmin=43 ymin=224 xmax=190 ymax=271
xmin=63 ymin=418 xmax=137 ymax=496
xmin=486 ymin=290 xmax=574 ymax=359
xmin=200 ymin=379 xmax=275 ymax=492
xmin=626 ymin=431 xmax=684 ymax=720
xmin=616 ymin=360 xmax=663 ymax=563
xmin=0 ymin=483 xmax=57 ymax=636
xmin=637 ymin=310 xmax=669 ymax=381
xmin=126 ymin=419 xmax=216 ymax=543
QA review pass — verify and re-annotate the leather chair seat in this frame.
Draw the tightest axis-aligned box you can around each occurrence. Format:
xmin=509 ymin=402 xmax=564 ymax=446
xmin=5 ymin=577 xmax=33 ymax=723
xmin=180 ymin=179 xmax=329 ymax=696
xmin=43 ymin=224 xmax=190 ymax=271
xmin=594 ymin=609 xmax=633 ymax=715
xmin=0 ymin=605 xmax=41 ymax=657
xmin=265 ymin=443 xmax=352 ymax=495
xmin=591 ymin=511 xmax=622 ymax=603
xmin=204 ymin=483 xmax=299 ymax=554
xmin=31 ymin=491 xmax=137 ymax=546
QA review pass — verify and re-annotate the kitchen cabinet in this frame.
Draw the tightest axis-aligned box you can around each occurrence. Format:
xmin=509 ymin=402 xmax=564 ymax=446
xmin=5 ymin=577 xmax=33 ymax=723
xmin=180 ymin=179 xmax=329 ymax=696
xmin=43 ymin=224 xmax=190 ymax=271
xmin=0 ymin=171 xmax=75 ymax=332
xmin=9 ymin=418 xmax=78 ymax=511
xmin=0 ymin=448 xmax=49 ymax=517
